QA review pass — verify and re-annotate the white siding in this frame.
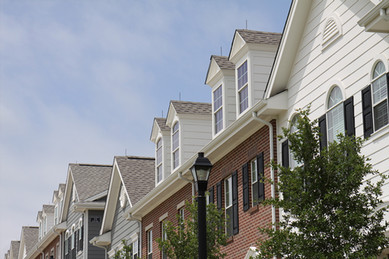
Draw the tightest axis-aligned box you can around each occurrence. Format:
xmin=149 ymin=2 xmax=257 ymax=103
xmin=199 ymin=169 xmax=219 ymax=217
xmin=277 ymin=0 xmax=389 ymax=206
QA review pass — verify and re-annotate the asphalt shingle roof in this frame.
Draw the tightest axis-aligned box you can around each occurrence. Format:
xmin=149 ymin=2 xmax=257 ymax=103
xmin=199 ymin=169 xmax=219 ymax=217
xmin=42 ymin=205 xmax=54 ymax=214
xmin=212 ymin=55 xmax=235 ymax=70
xmin=21 ymin=226 xmax=38 ymax=255
xmin=155 ymin=117 xmax=170 ymax=131
xmin=115 ymin=156 xmax=155 ymax=205
xmin=11 ymin=241 xmax=20 ymax=258
xmin=237 ymin=29 xmax=282 ymax=45
xmin=70 ymin=164 xmax=112 ymax=201
xmin=171 ymin=101 xmax=211 ymax=115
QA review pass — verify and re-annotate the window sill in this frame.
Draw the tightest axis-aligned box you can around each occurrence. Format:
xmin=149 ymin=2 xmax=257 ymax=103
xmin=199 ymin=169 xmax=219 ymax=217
xmin=248 ymin=204 xmax=260 ymax=215
xmin=366 ymin=123 xmax=389 ymax=143
xmin=226 ymin=236 xmax=234 ymax=245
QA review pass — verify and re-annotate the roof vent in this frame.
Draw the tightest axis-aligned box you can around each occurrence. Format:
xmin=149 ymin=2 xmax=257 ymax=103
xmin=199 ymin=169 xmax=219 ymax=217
xmin=322 ymin=14 xmax=342 ymax=50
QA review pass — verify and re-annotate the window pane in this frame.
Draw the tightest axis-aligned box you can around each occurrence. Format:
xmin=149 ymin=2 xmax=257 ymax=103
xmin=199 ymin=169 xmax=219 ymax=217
xmin=239 ymin=86 xmax=249 ymax=113
xmin=251 ymin=159 xmax=257 ymax=184
xmin=374 ymin=100 xmax=388 ymax=130
xmin=328 ymin=86 xmax=342 ymax=109
xmin=157 ymin=165 xmax=163 ymax=183
xmin=213 ymin=86 xmax=223 ymax=111
xmin=173 ymin=150 xmax=179 ymax=169
xmin=156 ymin=141 xmax=162 ymax=165
xmin=215 ymin=108 xmax=223 ymax=134
xmin=327 ymin=103 xmax=345 ymax=143
xmin=373 ymin=61 xmax=385 ymax=79
xmin=372 ymin=75 xmax=387 ymax=104
xmin=238 ymin=61 xmax=248 ymax=90
xmin=225 ymin=178 xmax=232 ymax=207
xmin=172 ymin=131 xmax=179 ymax=151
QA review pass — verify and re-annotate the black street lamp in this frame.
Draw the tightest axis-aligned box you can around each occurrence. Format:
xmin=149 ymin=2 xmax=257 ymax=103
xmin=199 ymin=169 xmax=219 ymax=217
xmin=190 ymin=152 xmax=212 ymax=259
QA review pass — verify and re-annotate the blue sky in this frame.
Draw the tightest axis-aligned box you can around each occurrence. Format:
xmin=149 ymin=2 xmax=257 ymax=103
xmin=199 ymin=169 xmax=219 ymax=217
xmin=0 ymin=0 xmax=291 ymax=255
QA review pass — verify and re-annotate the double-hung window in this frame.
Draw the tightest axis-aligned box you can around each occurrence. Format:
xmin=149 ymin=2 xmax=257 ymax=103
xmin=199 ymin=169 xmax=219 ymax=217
xmin=327 ymin=86 xmax=345 ymax=143
xmin=156 ymin=138 xmax=163 ymax=183
xmin=147 ymin=229 xmax=153 ymax=259
xmin=225 ymin=176 xmax=233 ymax=237
xmin=362 ymin=61 xmax=388 ymax=138
xmin=250 ymin=159 xmax=258 ymax=206
xmin=161 ymin=222 xmax=168 ymax=259
xmin=178 ymin=207 xmax=185 ymax=234
xmin=132 ymin=239 xmax=139 ymax=259
xmin=238 ymin=61 xmax=249 ymax=114
xmin=172 ymin=122 xmax=180 ymax=169
xmin=213 ymin=85 xmax=223 ymax=134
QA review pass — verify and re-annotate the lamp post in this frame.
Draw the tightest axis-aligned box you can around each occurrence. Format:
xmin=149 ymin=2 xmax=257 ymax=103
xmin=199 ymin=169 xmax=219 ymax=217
xmin=190 ymin=152 xmax=212 ymax=259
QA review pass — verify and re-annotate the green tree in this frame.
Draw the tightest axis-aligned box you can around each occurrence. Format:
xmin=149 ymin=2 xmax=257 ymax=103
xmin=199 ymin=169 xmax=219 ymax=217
xmin=257 ymin=109 xmax=389 ymax=258
xmin=114 ymin=240 xmax=132 ymax=259
xmin=156 ymin=200 xmax=227 ymax=259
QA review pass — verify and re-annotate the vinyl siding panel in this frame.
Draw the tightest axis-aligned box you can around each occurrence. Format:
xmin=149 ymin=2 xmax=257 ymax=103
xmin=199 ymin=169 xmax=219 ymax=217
xmin=224 ymin=76 xmax=237 ymax=128
xmin=87 ymin=210 xmax=105 ymax=259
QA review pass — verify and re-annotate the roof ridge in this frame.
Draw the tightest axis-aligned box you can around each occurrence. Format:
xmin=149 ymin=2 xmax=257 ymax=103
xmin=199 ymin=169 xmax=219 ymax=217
xmin=236 ymin=28 xmax=281 ymax=34
xmin=171 ymin=100 xmax=211 ymax=104
xmin=115 ymin=156 xmax=155 ymax=160
xmin=70 ymin=163 xmax=112 ymax=167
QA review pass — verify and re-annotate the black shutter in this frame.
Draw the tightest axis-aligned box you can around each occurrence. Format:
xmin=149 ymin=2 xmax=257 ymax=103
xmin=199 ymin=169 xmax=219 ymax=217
xmin=75 ymin=230 xmax=79 ymax=252
xmin=242 ymin=163 xmax=250 ymax=211
xmin=232 ymin=171 xmax=239 ymax=235
xmin=216 ymin=181 xmax=222 ymax=210
xmin=362 ymin=85 xmax=373 ymax=138
xmin=80 ymin=225 xmax=83 ymax=250
xmin=257 ymin=153 xmax=265 ymax=201
xmin=319 ymin=114 xmax=327 ymax=150
xmin=344 ymin=96 xmax=355 ymax=136
xmin=281 ymin=140 xmax=289 ymax=167
xmin=208 ymin=186 xmax=214 ymax=204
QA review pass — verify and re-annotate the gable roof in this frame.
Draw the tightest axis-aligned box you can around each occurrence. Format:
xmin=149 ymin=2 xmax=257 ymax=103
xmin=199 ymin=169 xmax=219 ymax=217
xmin=10 ymin=241 xmax=20 ymax=258
xmin=204 ymin=55 xmax=235 ymax=85
xmin=155 ymin=118 xmax=170 ymax=131
xmin=212 ymin=55 xmax=235 ymax=70
xmin=265 ymin=0 xmax=311 ymax=98
xmin=170 ymin=101 xmax=212 ymax=115
xmin=70 ymin=163 xmax=112 ymax=201
xmin=42 ymin=204 xmax=54 ymax=214
xmin=21 ymin=227 xmax=38 ymax=256
xmin=150 ymin=117 xmax=170 ymax=142
xmin=236 ymin=29 xmax=282 ymax=45
xmin=115 ymin=156 xmax=155 ymax=205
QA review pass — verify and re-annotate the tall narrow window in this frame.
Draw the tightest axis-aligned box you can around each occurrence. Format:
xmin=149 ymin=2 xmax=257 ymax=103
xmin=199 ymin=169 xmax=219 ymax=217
xmin=327 ymin=86 xmax=344 ymax=143
xmin=238 ymin=61 xmax=249 ymax=114
xmin=289 ymin=115 xmax=300 ymax=168
xmin=178 ymin=207 xmax=185 ymax=233
xmin=147 ymin=229 xmax=153 ymax=259
xmin=132 ymin=239 xmax=139 ymax=259
xmin=161 ymin=222 xmax=168 ymax=259
xmin=172 ymin=122 xmax=180 ymax=169
xmin=224 ymin=176 xmax=233 ymax=237
xmin=250 ymin=158 xmax=258 ymax=206
xmin=156 ymin=138 xmax=163 ymax=183
xmin=372 ymin=61 xmax=388 ymax=131
xmin=213 ymin=85 xmax=223 ymax=134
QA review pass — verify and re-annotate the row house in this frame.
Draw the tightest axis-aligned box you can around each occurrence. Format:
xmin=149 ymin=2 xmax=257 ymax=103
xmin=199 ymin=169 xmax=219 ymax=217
xmin=60 ymin=163 xmax=112 ymax=259
xmin=17 ymin=227 xmax=38 ymax=259
xmin=4 ymin=241 xmax=20 ymax=259
xmin=122 ymin=28 xmax=286 ymax=259
xmin=264 ymin=0 xmax=389 ymax=257
xmin=91 ymin=156 xmax=155 ymax=258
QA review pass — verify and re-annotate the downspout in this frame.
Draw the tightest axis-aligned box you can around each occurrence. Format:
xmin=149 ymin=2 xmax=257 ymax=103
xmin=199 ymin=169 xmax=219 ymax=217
xmin=178 ymin=172 xmax=195 ymax=199
xmin=252 ymin=111 xmax=276 ymax=231
xmin=53 ymin=228 xmax=62 ymax=259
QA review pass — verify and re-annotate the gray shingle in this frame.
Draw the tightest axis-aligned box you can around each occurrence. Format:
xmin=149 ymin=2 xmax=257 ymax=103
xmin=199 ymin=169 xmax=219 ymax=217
xmin=236 ymin=29 xmax=281 ymax=45
xmin=212 ymin=55 xmax=235 ymax=70
xmin=115 ymin=156 xmax=155 ymax=205
xmin=10 ymin=241 xmax=20 ymax=258
xmin=155 ymin=117 xmax=170 ymax=131
xmin=70 ymin=164 xmax=112 ymax=201
xmin=21 ymin=226 xmax=38 ymax=255
xmin=171 ymin=101 xmax=211 ymax=115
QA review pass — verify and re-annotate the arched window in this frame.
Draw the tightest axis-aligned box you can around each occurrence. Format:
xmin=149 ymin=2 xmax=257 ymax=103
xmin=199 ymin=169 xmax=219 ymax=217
xmin=289 ymin=115 xmax=300 ymax=168
xmin=327 ymin=86 xmax=344 ymax=143
xmin=371 ymin=61 xmax=388 ymax=131
xmin=156 ymin=138 xmax=163 ymax=183
xmin=172 ymin=122 xmax=180 ymax=169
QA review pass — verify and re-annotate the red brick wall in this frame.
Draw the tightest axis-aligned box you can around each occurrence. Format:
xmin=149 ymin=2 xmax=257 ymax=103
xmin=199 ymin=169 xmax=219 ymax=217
xmin=142 ymin=120 xmax=277 ymax=259
xmin=207 ymin=120 xmax=278 ymax=258
xmin=33 ymin=235 xmax=60 ymax=259
xmin=141 ymin=183 xmax=192 ymax=259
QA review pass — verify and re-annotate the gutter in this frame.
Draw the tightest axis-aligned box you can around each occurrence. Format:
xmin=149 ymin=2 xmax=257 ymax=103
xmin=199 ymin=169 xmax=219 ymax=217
xmin=178 ymin=172 xmax=195 ymax=198
xmin=252 ymin=111 xmax=276 ymax=231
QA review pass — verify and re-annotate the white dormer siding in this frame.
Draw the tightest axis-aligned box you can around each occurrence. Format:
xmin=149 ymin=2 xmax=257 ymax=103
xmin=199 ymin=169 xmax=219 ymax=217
xmin=150 ymin=118 xmax=171 ymax=185
xmin=205 ymin=55 xmax=236 ymax=137
xmin=229 ymin=30 xmax=281 ymax=117
xmin=166 ymin=101 xmax=212 ymax=172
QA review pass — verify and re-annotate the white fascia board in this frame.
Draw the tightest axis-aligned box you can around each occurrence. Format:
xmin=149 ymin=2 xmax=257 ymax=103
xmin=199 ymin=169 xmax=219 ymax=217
xmin=265 ymin=0 xmax=312 ymax=99
xmin=60 ymin=166 xmax=74 ymax=222
xmin=100 ymin=160 xmax=120 ymax=235
xmin=90 ymin=231 xmax=111 ymax=247
xmin=358 ymin=0 xmax=389 ymax=30
xmin=205 ymin=57 xmax=221 ymax=85
xmin=166 ymin=102 xmax=177 ymax=127
xmin=73 ymin=202 xmax=105 ymax=212
xmin=229 ymin=31 xmax=247 ymax=63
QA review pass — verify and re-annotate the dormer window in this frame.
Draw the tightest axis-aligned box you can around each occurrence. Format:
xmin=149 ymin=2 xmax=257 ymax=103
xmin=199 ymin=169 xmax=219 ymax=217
xmin=238 ymin=61 xmax=249 ymax=114
xmin=172 ymin=122 xmax=180 ymax=169
xmin=213 ymin=85 xmax=223 ymax=134
xmin=156 ymin=138 xmax=163 ymax=183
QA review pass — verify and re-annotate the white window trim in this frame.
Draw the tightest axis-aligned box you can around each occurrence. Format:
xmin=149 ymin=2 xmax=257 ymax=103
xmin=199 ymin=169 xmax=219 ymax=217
xmin=147 ymin=229 xmax=153 ymax=257
xmin=119 ymin=185 xmax=127 ymax=208
xmin=159 ymin=212 xmax=168 ymax=222
xmin=145 ymin=223 xmax=153 ymax=232
xmin=250 ymin=158 xmax=258 ymax=207
xmin=224 ymin=176 xmax=233 ymax=236
xmin=237 ymin=60 xmax=249 ymax=115
xmin=326 ymin=84 xmax=345 ymax=143
xmin=176 ymin=200 xmax=185 ymax=210
xmin=370 ymin=60 xmax=388 ymax=131
xmin=213 ymin=85 xmax=223 ymax=135
xmin=156 ymin=138 xmax=163 ymax=184
xmin=172 ymin=121 xmax=180 ymax=169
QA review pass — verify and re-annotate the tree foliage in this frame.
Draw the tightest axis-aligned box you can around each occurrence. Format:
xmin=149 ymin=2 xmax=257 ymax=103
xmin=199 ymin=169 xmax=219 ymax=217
xmin=156 ymin=200 xmax=227 ymax=259
xmin=257 ymin=109 xmax=389 ymax=258
xmin=114 ymin=240 xmax=132 ymax=259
